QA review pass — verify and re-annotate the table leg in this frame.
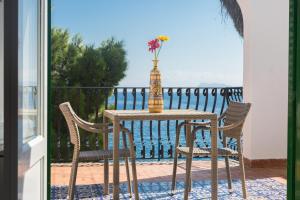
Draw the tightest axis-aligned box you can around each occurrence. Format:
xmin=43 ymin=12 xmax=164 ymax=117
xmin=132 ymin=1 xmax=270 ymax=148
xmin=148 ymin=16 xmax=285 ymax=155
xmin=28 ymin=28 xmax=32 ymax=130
xmin=184 ymin=121 xmax=192 ymax=200
xmin=103 ymin=116 xmax=109 ymax=195
xmin=211 ymin=117 xmax=218 ymax=200
xmin=186 ymin=121 xmax=192 ymax=192
xmin=113 ymin=119 xmax=120 ymax=199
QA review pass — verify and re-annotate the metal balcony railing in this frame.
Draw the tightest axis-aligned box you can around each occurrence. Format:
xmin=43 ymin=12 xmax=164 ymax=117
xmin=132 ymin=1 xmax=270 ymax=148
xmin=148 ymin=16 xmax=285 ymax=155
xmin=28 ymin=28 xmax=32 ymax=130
xmin=51 ymin=87 xmax=243 ymax=162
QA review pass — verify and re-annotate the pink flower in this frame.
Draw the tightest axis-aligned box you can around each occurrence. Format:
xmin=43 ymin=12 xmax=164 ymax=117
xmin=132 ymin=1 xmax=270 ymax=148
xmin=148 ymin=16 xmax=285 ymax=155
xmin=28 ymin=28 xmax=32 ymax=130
xmin=148 ymin=39 xmax=160 ymax=52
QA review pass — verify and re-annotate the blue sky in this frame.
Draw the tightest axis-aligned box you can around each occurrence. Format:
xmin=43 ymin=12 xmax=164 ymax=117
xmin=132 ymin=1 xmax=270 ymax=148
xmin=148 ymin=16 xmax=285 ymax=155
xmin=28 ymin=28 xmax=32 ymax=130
xmin=51 ymin=0 xmax=243 ymax=87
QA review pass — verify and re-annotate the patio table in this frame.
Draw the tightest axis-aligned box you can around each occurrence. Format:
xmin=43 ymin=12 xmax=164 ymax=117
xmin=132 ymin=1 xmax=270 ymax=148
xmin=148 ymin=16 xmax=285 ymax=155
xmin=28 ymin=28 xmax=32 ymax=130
xmin=103 ymin=109 xmax=218 ymax=200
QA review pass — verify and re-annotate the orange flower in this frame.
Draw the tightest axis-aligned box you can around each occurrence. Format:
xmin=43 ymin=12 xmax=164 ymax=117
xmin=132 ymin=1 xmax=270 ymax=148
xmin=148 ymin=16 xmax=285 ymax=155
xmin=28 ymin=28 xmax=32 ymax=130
xmin=157 ymin=35 xmax=169 ymax=42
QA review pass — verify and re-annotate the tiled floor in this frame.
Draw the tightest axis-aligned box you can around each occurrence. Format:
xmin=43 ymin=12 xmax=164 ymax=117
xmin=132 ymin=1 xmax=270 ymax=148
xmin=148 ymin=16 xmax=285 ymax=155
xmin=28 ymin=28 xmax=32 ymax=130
xmin=51 ymin=160 xmax=286 ymax=186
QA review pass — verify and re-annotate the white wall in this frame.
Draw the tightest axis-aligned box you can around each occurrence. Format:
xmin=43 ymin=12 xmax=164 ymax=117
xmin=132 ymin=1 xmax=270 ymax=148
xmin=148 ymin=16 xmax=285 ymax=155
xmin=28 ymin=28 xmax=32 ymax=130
xmin=237 ymin=0 xmax=289 ymax=160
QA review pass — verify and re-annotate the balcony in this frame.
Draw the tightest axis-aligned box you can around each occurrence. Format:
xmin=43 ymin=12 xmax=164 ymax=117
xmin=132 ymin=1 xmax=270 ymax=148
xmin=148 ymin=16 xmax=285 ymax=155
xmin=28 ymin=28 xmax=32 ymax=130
xmin=50 ymin=86 xmax=286 ymax=199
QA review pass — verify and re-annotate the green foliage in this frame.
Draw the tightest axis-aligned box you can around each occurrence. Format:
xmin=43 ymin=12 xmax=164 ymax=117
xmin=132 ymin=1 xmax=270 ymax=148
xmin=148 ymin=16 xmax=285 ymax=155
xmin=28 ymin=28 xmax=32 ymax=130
xmin=51 ymin=27 xmax=127 ymax=162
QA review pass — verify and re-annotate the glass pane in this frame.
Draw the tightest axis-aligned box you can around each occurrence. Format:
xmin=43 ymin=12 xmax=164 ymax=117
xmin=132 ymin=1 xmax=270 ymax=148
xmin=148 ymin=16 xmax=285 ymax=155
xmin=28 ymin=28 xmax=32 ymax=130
xmin=18 ymin=0 xmax=40 ymax=143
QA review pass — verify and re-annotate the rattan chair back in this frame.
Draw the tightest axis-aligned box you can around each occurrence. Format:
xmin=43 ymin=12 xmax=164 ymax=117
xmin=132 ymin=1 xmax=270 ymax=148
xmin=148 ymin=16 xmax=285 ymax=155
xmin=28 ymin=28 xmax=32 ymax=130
xmin=59 ymin=102 xmax=80 ymax=148
xmin=223 ymin=101 xmax=251 ymax=138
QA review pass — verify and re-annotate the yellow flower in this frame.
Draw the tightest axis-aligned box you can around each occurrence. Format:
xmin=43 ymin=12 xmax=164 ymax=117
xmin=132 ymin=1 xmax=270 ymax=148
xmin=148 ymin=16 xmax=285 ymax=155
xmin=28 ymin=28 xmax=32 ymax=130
xmin=157 ymin=35 xmax=169 ymax=42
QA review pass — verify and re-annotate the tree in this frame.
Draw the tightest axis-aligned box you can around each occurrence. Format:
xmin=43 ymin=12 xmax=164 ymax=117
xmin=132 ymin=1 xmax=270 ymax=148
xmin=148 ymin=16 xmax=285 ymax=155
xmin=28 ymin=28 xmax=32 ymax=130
xmin=220 ymin=0 xmax=243 ymax=37
xmin=51 ymin=28 xmax=84 ymax=86
xmin=51 ymin=28 xmax=128 ymax=161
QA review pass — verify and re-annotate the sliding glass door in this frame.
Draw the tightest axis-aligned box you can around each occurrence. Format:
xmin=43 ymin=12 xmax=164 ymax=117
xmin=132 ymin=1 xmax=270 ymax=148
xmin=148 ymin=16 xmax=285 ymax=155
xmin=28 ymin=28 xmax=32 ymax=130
xmin=17 ymin=0 xmax=47 ymax=199
xmin=3 ymin=0 xmax=48 ymax=199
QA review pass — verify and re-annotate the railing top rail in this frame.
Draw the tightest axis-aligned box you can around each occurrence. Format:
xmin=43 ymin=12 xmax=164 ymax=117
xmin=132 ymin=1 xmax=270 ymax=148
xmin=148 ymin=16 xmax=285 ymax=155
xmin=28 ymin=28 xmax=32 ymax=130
xmin=52 ymin=86 xmax=243 ymax=89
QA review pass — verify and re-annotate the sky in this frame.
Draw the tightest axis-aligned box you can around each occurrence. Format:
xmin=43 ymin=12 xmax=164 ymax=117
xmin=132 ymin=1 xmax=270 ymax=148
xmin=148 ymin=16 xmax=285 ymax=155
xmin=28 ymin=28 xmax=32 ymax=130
xmin=51 ymin=0 xmax=243 ymax=87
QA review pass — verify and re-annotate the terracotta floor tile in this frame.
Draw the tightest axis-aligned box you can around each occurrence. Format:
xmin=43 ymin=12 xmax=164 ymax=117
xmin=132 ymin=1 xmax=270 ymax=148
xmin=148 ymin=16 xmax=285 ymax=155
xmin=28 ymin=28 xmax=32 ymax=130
xmin=51 ymin=160 xmax=286 ymax=186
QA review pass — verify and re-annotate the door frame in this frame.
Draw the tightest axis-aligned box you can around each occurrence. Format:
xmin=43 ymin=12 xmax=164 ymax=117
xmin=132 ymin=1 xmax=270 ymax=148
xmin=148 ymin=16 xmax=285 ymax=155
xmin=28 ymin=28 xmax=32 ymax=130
xmin=47 ymin=0 xmax=51 ymax=199
xmin=288 ymin=0 xmax=300 ymax=199
xmin=3 ymin=0 xmax=19 ymax=199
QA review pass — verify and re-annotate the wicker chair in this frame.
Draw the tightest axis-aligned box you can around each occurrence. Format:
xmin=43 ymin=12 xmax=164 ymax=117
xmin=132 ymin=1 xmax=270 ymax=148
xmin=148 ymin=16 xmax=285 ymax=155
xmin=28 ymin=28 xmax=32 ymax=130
xmin=59 ymin=102 xmax=138 ymax=200
xmin=171 ymin=101 xmax=251 ymax=200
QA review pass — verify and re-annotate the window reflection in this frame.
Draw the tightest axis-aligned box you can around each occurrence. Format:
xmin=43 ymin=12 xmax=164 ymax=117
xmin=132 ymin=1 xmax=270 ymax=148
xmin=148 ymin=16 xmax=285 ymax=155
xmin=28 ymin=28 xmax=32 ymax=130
xmin=18 ymin=0 xmax=40 ymax=143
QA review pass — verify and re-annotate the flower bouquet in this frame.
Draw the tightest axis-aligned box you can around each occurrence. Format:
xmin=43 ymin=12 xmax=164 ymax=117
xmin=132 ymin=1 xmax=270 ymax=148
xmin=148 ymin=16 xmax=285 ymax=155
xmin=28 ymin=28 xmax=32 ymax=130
xmin=147 ymin=35 xmax=169 ymax=113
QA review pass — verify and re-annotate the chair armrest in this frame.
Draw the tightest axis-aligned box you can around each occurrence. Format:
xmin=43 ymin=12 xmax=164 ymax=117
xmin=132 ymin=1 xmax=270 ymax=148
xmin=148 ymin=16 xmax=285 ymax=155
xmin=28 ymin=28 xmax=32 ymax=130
xmin=174 ymin=121 xmax=209 ymax=148
xmin=218 ymin=111 xmax=226 ymax=122
xmin=120 ymin=125 xmax=134 ymax=144
xmin=119 ymin=125 xmax=136 ymax=158
xmin=74 ymin=114 xmax=112 ymax=134
xmin=219 ymin=120 xmax=244 ymax=131
xmin=184 ymin=122 xmax=211 ymax=127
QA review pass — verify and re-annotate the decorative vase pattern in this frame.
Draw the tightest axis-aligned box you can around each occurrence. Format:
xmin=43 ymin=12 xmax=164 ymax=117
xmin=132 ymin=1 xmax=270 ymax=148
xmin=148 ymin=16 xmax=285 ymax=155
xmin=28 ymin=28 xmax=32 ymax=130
xmin=148 ymin=60 xmax=164 ymax=113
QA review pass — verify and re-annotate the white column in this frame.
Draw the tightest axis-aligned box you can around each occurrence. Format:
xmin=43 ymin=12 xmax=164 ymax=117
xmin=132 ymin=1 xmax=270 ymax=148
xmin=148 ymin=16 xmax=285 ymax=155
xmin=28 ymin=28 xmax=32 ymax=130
xmin=238 ymin=0 xmax=289 ymax=160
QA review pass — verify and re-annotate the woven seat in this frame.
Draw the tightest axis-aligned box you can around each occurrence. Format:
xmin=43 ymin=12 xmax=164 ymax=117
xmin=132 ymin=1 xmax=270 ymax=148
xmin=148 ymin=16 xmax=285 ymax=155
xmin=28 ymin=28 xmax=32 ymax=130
xmin=172 ymin=101 xmax=251 ymax=200
xmin=79 ymin=149 xmax=131 ymax=161
xmin=177 ymin=147 xmax=209 ymax=155
xmin=59 ymin=102 xmax=138 ymax=200
xmin=177 ymin=147 xmax=238 ymax=156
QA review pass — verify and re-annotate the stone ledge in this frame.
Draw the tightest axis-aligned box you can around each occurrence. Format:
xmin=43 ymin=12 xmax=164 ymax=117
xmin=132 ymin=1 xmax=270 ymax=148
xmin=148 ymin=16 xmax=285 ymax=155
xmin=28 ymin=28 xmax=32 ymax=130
xmin=244 ymin=158 xmax=287 ymax=168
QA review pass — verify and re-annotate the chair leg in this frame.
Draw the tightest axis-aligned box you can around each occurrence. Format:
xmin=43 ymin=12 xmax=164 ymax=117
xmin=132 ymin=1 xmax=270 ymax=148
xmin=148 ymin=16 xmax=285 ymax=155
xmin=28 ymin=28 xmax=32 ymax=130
xmin=125 ymin=156 xmax=132 ymax=197
xmin=103 ymin=129 xmax=109 ymax=195
xmin=184 ymin=155 xmax=193 ymax=200
xmin=103 ymin=158 xmax=109 ymax=195
xmin=131 ymin=156 xmax=139 ymax=200
xmin=237 ymin=140 xmax=247 ymax=199
xmin=122 ymin=132 xmax=132 ymax=197
xmin=68 ymin=153 xmax=79 ymax=200
xmin=188 ymin=162 xmax=192 ymax=192
xmin=171 ymin=150 xmax=178 ymax=193
xmin=225 ymin=156 xmax=232 ymax=193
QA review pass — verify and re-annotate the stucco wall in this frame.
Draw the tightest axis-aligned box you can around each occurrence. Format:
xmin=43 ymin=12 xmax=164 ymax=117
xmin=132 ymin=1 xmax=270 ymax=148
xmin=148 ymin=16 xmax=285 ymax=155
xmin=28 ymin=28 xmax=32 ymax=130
xmin=237 ymin=0 xmax=289 ymax=160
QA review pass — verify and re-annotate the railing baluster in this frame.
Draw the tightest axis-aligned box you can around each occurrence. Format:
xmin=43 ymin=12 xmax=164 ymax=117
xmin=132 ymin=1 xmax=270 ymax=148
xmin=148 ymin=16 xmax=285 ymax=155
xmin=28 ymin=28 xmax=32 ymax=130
xmin=184 ymin=88 xmax=191 ymax=146
xmin=123 ymin=88 xmax=127 ymax=110
xmin=158 ymin=120 xmax=162 ymax=160
xmin=140 ymin=88 xmax=146 ymax=158
xmin=150 ymin=120 xmax=154 ymax=158
xmin=114 ymin=88 xmax=118 ymax=110
xmin=211 ymin=88 xmax=217 ymax=113
xmin=219 ymin=88 xmax=227 ymax=145
xmin=233 ymin=88 xmax=238 ymax=101
xmin=131 ymin=88 xmax=137 ymax=152
xmin=104 ymin=88 xmax=109 ymax=109
xmin=176 ymin=89 xmax=182 ymax=157
xmin=95 ymin=88 xmax=100 ymax=150
xmin=211 ymin=88 xmax=223 ymax=143
xmin=193 ymin=88 xmax=202 ymax=148
xmin=122 ymin=88 xmax=127 ymax=149
xmin=240 ymin=88 xmax=243 ymax=101
xmin=167 ymin=88 xmax=173 ymax=158
xmin=194 ymin=88 xmax=200 ymax=111
xmin=186 ymin=88 xmax=191 ymax=109
xmin=227 ymin=88 xmax=233 ymax=104
xmin=201 ymin=88 xmax=209 ymax=148
xmin=158 ymin=88 xmax=163 ymax=160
